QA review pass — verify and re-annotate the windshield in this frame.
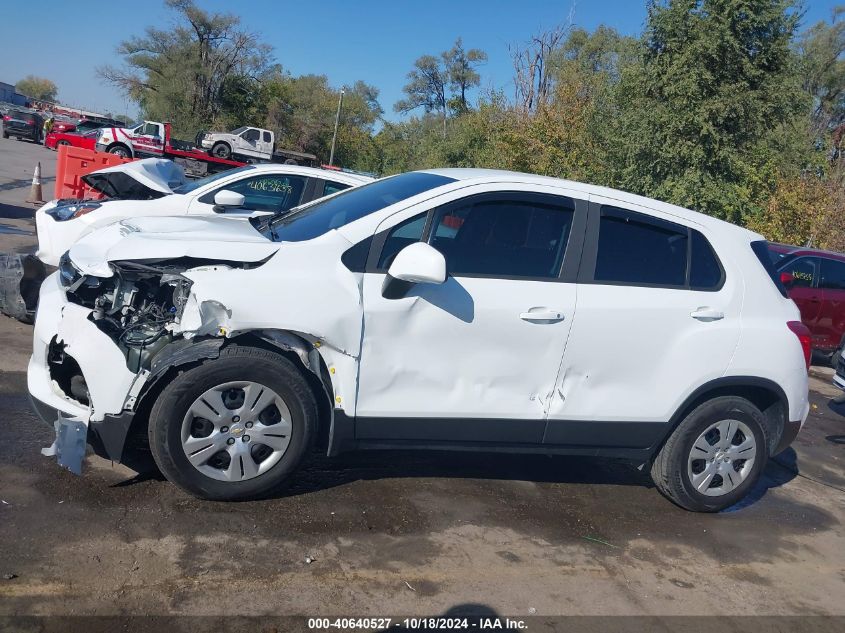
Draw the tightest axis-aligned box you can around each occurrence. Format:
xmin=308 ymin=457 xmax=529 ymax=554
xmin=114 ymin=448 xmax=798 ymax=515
xmin=230 ymin=126 xmax=248 ymax=134
xmin=171 ymin=165 xmax=255 ymax=195
xmin=268 ymin=172 xmax=455 ymax=243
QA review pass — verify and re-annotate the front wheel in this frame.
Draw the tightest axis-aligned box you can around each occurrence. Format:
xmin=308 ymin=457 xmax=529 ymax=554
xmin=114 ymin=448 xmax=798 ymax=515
xmin=148 ymin=346 xmax=318 ymax=500
xmin=651 ymin=396 xmax=768 ymax=512
xmin=210 ymin=141 xmax=231 ymax=159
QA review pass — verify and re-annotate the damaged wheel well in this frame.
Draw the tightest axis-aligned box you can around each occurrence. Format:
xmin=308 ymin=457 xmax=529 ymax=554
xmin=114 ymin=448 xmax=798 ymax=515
xmin=123 ymin=331 xmax=334 ymax=466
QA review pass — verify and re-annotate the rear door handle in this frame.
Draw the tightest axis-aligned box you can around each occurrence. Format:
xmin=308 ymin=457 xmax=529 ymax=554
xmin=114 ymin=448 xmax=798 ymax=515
xmin=520 ymin=309 xmax=565 ymax=322
xmin=691 ymin=307 xmax=724 ymax=322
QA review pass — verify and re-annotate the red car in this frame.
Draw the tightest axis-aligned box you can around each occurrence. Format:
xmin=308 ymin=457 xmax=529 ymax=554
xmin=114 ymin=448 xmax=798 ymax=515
xmin=52 ymin=119 xmax=77 ymax=134
xmin=44 ymin=128 xmax=99 ymax=151
xmin=775 ymin=246 xmax=845 ymax=362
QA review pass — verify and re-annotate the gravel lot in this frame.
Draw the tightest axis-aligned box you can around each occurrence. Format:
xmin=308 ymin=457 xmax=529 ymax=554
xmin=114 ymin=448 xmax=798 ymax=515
xmin=0 ymin=135 xmax=843 ymax=628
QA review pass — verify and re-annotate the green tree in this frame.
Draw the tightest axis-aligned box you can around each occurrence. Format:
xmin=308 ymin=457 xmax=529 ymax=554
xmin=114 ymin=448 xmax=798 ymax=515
xmin=99 ymin=0 xmax=272 ymax=136
xmin=799 ymin=6 xmax=845 ymax=131
xmin=394 ymin=55 xmax=448 ymax=133
xmin=610 ymin=0 xmax=806 ymax=223
xmin=16 ymin=75 xmax=58 ymax=101
xmin=444 ymin=38 xmax=488 ymax=113
xmin=395 ymin=39 xmax=488 ymax=135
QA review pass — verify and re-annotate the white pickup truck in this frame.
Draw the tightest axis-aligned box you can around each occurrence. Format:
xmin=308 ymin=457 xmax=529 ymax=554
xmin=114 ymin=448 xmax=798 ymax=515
xmin=199 ymin=126 xmax=276 ymax=161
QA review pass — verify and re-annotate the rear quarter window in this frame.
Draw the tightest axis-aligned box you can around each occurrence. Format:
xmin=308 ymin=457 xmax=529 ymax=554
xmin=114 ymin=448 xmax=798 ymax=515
xmin=751 ymin=241 xmax=789 ymax=298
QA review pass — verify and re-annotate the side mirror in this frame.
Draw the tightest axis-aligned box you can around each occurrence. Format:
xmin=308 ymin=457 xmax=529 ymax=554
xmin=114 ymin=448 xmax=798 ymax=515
xmin=213 ymin=189 xmax=245 ymax=212
xmin=780 ymin=272 xmax=795 ymax=288
xmin=382 ymin=243 xmax=446 ymax=299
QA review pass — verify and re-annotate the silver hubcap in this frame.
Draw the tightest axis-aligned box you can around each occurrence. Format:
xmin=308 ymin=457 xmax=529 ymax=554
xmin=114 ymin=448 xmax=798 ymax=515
xmin=687 ymin=419 xmax=756 ymax=497
xmin=180 ymin=381 xmax=292 ymax=482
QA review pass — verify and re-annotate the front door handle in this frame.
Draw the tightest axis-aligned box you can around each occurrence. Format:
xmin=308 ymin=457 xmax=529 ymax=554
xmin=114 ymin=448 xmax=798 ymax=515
xmin=520 ymin=309 xmax=565 ymax=322
xmin=691 ymin=307 xmax=724 ymax=322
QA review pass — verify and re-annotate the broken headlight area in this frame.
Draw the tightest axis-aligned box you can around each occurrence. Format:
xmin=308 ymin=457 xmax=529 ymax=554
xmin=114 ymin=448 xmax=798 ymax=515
xmin=61 ymin=255 xmax=199 ymax=373
xmin=47 ymin=201 xmax=102 ymax=221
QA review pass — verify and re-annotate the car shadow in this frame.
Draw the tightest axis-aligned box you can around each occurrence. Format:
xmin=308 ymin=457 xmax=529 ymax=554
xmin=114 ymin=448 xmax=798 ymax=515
xmin=0 ymin=201 xmax=36 ymax=220
xmin=720 ymin=447 xmax=799 ymax=512
xmin=284 ymin=449 xmax=654 ymax=498
xmin=826 ymin=398 xmax=845 ymax=417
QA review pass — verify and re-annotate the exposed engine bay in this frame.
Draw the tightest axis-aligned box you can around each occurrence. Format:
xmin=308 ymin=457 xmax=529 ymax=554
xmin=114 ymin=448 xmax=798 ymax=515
xmin=56 ymin=252 xmax=247 ymax=374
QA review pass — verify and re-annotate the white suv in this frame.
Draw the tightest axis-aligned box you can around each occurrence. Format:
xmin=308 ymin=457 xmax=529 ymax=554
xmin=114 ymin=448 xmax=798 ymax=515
xmin=28 ymin=169 xmax=810 ymax=511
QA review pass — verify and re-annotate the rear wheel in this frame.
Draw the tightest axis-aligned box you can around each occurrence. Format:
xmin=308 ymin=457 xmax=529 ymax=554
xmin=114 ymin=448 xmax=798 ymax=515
xmin=2 ymin=131 xmax=7 ymax=139
xmin=211 ymin=141 xmax=231 ymax=159
xmin=108 ymin=144 xmax=130 ymax=158
xmin=148 ymin=346 xmax=318 ymax=500
xmin=651 ymin=396 xmax=768 ymax=512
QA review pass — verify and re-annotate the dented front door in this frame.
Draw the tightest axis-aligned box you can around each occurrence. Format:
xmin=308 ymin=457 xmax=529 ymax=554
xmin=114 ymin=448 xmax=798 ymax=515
xmin=354 ymin=189 xmax=583 ymax=443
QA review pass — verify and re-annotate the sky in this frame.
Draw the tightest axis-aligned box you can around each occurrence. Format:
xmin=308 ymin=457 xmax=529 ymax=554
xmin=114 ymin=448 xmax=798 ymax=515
xmin=0 ymin=0 xmax=841 ymax=122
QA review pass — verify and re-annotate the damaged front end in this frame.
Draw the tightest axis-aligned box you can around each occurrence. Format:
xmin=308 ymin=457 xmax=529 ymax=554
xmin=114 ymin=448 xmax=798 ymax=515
xmin=58 ymin=252 xmax=196 ymax=373
xmin=32 ymin=252 xmax=258 ymax=474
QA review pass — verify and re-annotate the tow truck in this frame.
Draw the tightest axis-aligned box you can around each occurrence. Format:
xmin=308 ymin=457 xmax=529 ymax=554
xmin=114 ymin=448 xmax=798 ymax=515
xmin=95 ymin=121 xmax=317 ymax=177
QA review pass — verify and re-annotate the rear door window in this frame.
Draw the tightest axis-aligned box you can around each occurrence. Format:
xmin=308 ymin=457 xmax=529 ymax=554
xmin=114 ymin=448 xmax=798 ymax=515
xmin=689 ymin=230 xmax=724 ymax=289
xmin=594 ymin=207 xmax=688 ymax=286
xmin=592 ymin=206 xmax=724 ymax=290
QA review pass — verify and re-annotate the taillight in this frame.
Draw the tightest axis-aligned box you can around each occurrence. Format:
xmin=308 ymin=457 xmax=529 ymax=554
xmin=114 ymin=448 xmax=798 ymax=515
xmin=2 ymin=115 xmax=9 ymax=121
xmin=787 ymin=321 xmax=812 ymax=371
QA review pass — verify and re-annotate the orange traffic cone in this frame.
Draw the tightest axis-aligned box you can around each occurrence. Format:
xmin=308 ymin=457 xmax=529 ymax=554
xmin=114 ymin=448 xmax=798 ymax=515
xmin=26 ymin=162 xmax=45 ymax=205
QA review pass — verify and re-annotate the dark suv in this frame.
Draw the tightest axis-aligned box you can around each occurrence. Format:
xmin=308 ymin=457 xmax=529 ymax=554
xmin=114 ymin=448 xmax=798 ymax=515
xmin=776 ymin=247 xmax=845 ymax=364
xmin=2 ymin=109 xmax=44 ymax=142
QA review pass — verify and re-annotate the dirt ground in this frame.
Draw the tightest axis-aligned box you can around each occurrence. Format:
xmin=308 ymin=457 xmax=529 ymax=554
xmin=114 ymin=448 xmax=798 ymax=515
xmin=0 ymin=135 xmax=843 ymax=628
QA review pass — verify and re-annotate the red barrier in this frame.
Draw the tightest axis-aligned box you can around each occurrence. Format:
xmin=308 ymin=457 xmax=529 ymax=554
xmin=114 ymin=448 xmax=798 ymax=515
xmin=54 ymin=145 xmax=134 ymax=200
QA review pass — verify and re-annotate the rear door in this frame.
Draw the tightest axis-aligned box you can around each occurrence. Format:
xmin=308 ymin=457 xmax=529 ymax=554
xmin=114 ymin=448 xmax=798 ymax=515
xmin=817 ymin=257 xmax=845 ymax=351
xmin=545 ymin=197 xmax=740 ymax=449
xmin=258 ymin=130 xmax=274 ymax=158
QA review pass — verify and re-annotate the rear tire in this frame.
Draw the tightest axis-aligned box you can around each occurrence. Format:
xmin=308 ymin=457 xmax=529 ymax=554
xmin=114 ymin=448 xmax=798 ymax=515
xmin=650 ymin=396 xmax=768 ymax=512
xmin=830 ymin=348 xmax=841 ymax=370
xmin=148 ymin=346 xmax=318 ymax=501
xmin=107 ymin=144 xmax=130 ymax=158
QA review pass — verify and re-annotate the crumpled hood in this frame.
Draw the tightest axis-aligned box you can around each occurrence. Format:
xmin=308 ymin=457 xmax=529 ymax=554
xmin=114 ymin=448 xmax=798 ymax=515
xmin=68 ymin=215 xmax=280 ymax=277
xmin=82 ymin=158 xmax=187 ymax=199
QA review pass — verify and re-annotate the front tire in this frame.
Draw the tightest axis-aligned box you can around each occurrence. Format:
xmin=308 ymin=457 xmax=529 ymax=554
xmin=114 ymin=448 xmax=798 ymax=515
xmin=651 ymin=396 xmax=768 ymax=512
xmin=148 ymin=346 xmax=318 ymax=500
xmin=211 ymin=141 xmax=231 ymax=159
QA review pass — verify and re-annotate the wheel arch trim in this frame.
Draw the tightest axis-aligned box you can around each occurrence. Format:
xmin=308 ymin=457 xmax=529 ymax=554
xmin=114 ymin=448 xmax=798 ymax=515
xmin=654 ymin=375 xmax=790 ymax=458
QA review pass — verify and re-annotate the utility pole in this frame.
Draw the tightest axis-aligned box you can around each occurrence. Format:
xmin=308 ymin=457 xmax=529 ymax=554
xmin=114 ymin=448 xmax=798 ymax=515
xmin=329 ymin=88 xmax=345 ymax=167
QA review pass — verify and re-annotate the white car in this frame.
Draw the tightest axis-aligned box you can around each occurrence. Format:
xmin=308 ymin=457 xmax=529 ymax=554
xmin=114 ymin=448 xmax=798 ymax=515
xmin=28 ymin=169 xmax=810 ymax=511
xmin=35 ymin=160 xmax=373 ymax=267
